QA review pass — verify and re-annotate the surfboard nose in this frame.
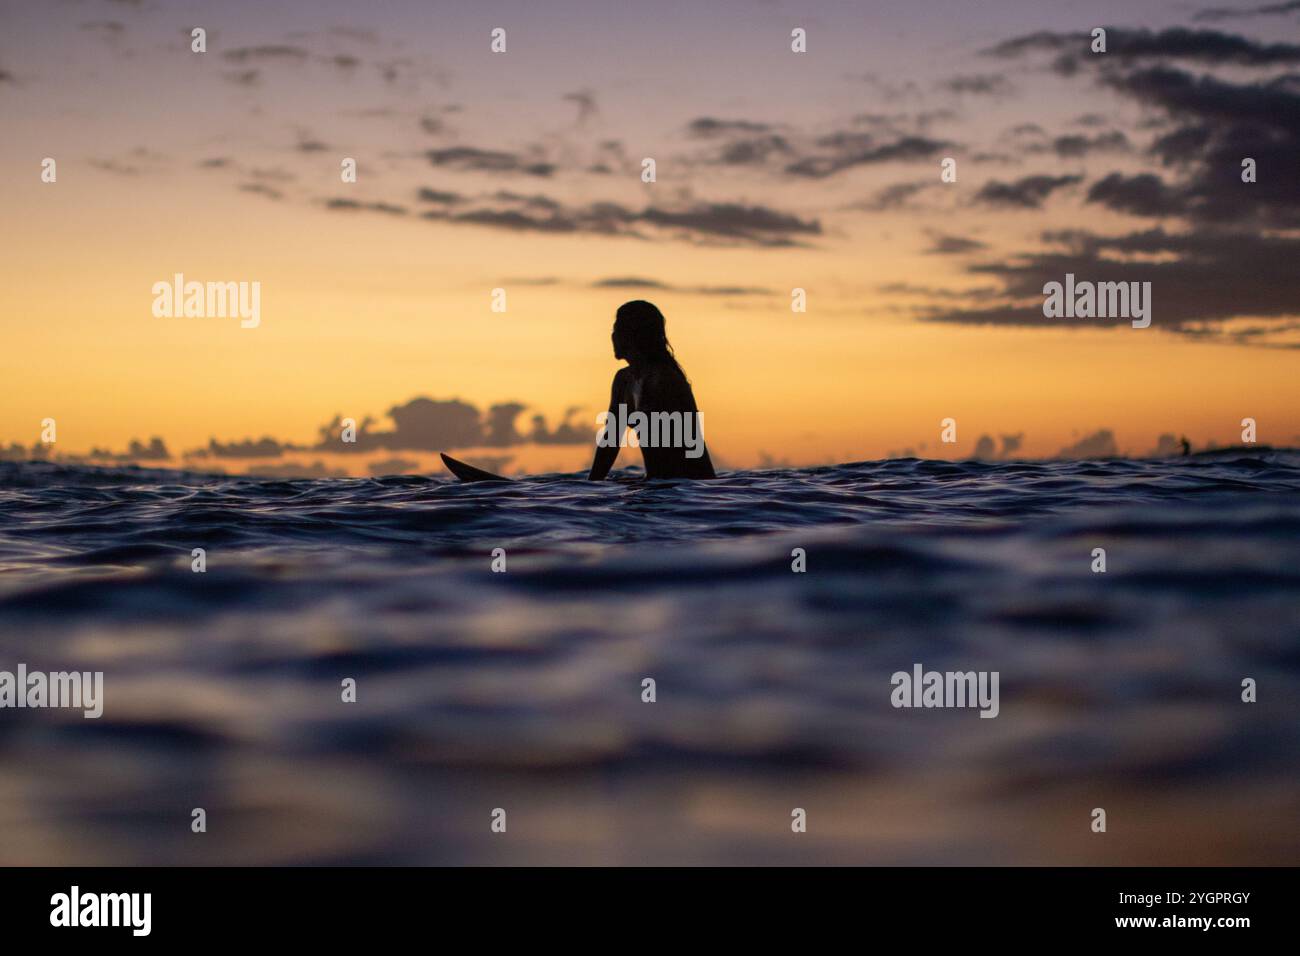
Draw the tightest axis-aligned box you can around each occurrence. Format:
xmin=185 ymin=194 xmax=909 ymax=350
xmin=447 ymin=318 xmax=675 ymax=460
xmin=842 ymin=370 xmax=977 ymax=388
xmin=441 ymin=453 xmax=511 ymax=483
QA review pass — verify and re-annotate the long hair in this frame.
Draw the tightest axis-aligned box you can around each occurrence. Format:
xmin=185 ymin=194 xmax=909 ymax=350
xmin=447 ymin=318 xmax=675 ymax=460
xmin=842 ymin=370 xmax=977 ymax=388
xmin=614 ymin=300 xmax=687 ymax=378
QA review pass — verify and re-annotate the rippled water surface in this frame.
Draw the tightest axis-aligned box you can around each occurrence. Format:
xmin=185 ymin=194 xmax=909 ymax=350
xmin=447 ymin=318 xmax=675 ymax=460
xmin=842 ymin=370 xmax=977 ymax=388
xmin=1 ymin=454 xmax=1298 ymax=864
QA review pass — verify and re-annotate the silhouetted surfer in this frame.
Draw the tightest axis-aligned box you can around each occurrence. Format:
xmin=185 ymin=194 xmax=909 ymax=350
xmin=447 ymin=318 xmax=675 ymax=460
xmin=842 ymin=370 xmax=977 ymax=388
xmin=588 ymin=301 xmax=717 ymax=480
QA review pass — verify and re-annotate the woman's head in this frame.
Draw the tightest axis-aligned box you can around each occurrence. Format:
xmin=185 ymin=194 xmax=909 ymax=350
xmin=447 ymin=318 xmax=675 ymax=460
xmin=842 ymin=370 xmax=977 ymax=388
xmin=612 ymin=300 xmax=673 ymax=365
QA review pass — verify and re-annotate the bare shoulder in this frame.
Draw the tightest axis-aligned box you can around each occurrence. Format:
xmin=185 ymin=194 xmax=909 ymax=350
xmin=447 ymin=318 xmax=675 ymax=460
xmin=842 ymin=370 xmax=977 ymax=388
xmin=610 ymin=365 xmax=632 ymax=401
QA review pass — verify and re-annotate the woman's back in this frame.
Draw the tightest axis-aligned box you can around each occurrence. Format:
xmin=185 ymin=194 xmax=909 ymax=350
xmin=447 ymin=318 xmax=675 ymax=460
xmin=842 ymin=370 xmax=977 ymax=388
xmin=625 ymin=359 xmax=715 ymax=479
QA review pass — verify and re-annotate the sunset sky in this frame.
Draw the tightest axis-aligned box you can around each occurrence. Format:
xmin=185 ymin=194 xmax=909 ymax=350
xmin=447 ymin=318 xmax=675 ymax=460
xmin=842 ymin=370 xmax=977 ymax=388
xmin=2 ymin=0 xmax=1299 ymax=475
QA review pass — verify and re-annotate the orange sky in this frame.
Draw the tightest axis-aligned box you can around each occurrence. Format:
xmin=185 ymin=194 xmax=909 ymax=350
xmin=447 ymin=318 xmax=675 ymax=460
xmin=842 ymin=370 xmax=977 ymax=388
xmin=2 ymin=0 xmax=1297 ymax=475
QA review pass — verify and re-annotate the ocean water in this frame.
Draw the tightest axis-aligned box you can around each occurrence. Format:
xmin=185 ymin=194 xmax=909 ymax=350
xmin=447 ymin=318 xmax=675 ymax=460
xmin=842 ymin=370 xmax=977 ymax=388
xmin=1 ymin=453 xmax=1298 ymax=865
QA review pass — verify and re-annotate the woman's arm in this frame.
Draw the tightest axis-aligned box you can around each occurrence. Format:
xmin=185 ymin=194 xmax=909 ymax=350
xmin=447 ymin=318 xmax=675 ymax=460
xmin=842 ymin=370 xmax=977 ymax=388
xmin=588 ymin=369 xmax=627 ymax=480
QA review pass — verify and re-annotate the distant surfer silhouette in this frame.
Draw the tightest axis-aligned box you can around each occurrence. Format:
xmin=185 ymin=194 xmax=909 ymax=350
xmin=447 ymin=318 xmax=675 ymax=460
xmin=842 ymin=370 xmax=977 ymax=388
xmin=588 ymin=300 xmax=717 ymax=480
